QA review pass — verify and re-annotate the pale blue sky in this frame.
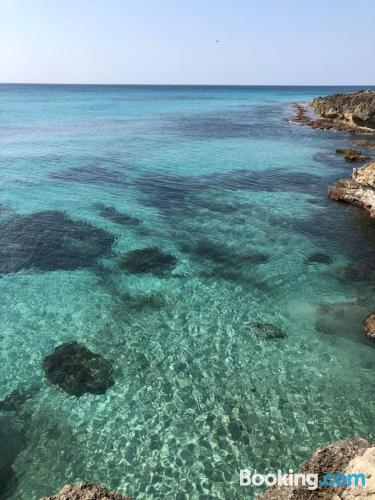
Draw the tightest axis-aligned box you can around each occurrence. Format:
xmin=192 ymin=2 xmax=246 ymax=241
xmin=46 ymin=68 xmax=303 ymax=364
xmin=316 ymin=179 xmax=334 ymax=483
xmin=1 ymin=0 xmax=374 ymax=85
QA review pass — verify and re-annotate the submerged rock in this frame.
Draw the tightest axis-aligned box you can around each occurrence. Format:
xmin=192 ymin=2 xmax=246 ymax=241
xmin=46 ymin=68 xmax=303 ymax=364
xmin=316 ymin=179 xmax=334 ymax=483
xmin=258 ymin=438 xmax=374 ymax=499
xmin=120 ymin=247 xmax=177 ymax=276
xmin=94 ymin=203 xmax=142 ymax=226
xmin=43 ymin=342 xmax=113 ymax=396
xmin=364 ymin=313 xmax=375 ymax=340
xmin=329 ymin=161 xmax=375 ymax=218
xmin=40 ymin=483 xmax=131 ymax=500
xmin=336 ymin=147 xmax=370 ymax=162
xmin=0 ymin=210 xmax=114 ymax=273
xmin=305 ymin=252 xmax=333 ymax=265
xmin=245 ymin=322 xmax=287 ymax=340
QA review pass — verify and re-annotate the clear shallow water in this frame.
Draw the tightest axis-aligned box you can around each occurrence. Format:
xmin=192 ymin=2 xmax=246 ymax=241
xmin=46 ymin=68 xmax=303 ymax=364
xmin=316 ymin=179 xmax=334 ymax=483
xmin=0 ymin=85 xmax=374 ymax=499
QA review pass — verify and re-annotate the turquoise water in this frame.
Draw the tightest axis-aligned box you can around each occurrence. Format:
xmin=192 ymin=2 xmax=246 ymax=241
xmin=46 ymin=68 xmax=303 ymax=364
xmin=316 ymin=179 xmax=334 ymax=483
xmin=0 ymin=85 xmax=374 ymax=499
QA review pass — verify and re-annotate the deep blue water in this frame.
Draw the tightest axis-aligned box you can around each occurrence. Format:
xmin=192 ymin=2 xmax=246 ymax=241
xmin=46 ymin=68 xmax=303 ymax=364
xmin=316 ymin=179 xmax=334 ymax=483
xmin=0 ymin=85 xmax=374 ymax=499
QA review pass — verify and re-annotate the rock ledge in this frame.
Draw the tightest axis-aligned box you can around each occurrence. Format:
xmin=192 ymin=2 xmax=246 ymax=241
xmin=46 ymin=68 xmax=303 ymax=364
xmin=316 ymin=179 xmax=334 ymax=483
xmin=328 ymin=161 xmax=375 ymax=218
xmin=40 ymin=482 xmax=131 ymax=500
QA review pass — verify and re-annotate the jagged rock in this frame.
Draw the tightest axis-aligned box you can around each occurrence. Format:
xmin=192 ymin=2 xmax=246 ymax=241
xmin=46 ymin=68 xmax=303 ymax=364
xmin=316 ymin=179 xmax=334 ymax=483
xmin=43 ymin=342 xmax=113 ymax=397
xmin=257 ymin=438 xmax=374 ymax=499
xmin=364 ymin=313 xmax=375 ymax=340
xmin=40 ymin=482 xmax=131 ymax=499
xmin=311 ymin=90 xmax=375 ymax=130
xmin=120 ymin=247 xmax=177 ymax=277
xmin=329 ymin=161 xmax=375 ymax=217
xmin=341 ymin=446 xmax=375 ymax=498
xmin=336 ymin=148 xmax=370 ymax=162
xmin=245 ymin=322 xmax=287 ymax=340
xmin=293 ymin=91 xmax=375 ymax=134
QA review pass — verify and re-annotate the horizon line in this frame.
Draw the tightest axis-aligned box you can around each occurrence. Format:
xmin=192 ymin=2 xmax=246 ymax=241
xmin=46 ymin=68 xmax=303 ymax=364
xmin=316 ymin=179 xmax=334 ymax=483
xmin=0 ymin=82 xmax=374 ymax=87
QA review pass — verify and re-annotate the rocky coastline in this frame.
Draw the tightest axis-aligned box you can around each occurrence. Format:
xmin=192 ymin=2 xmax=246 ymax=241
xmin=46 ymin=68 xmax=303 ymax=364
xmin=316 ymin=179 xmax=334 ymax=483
xmin=257 ymin=438 xmax=375 ymax=499
xmin=293 ymin=90 xmax=375 ymax=134
xmin=40 ymin=483 xmax=131 ymax=499
xmin=329 ymin=161 xmax=375 ymax=217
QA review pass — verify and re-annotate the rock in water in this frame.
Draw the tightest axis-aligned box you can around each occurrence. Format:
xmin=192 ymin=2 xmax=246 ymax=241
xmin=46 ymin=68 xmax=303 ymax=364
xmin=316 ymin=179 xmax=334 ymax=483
xmin=43 ymin=342 xmax=113 ymax=396
xmin=245 ymin=322 xmax=287 ymax=340
xmin=40 ymin=483 xmax=131 ymax=499
xmin=364 ymin=313 xmax=375 ymax=340
xmin=120 ymin=247 xmax=177 ymax=276
xmin=329 ymin=161 xmax=375 ymax=218
xmin=353 ymin=139 xmax=375 ymax=148
xmin=336 ymin=147 xmax=370 ymax=162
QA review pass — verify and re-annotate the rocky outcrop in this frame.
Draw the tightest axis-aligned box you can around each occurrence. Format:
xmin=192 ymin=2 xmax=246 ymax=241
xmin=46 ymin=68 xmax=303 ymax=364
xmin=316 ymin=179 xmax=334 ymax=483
xmin=258 ymin=438 xmax=375 ymax=499
xmin=335 ymin=148 xmax=369 ymax=162
xmin=293 ymin=91 xmax=375 ymax=134
xmin=364 ymin=313 xmax=375 ymax=340
xmin=353 ymin=139 xmax=375 ymax=148
xmin=311 ymin=90 xmax=375 ymax=130
xmin=40 ymin=483 xmax=131 ymax=499
xmin=328 ymin=161 xmax=375 ymax=217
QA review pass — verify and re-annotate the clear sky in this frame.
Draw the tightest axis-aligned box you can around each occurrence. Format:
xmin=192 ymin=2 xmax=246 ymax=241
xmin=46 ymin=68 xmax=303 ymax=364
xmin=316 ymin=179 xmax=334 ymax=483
xmin=1 ymin=0 xmax=374 ymax=85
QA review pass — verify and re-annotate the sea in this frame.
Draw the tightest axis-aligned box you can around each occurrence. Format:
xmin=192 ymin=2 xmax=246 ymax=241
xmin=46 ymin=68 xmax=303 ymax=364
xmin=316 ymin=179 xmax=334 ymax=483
xmin=0 ymin=84 xmax=374 ymax=499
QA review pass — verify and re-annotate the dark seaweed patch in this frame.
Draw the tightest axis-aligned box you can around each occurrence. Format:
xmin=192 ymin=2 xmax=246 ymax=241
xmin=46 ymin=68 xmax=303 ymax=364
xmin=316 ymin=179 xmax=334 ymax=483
xmin=49 ymin=165 xmax=127 ymax=186
xmin=120 ymin=247 xmax=177 ymax=277
xmin=0 ymin=386 xmax=39 ymax=414
xmin=120 ymin=292 xmax=166 ymax=311
xmin=0 ymin=210 xmax=114 ymax=273
xmin=182 ymin=238 xmax=269 ymax=267
xmin=182 ymin=238 xmax=270 ymax=285
xmin=245 ymin=322 xmax=287 ymax=340
xmin=43 ymin=342 xmax=114 ymax=397
xmin=135 ymin=168 xmax=326 ymax=215
xmin=0 ymin=416 xmax=25 ymax=499
xmin=181 ymin=239 xmax=232 ymax=264
xmin=305 ymin=252 xmax=333 ymax=265
xmin=94 ymin=203 xmax=142 ymax=226
xmin=166 ymin=105 xmax=292 ymax=140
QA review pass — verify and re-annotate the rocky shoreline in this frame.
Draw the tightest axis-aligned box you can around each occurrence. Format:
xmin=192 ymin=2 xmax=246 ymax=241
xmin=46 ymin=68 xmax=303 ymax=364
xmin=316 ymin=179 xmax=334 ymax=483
xmin=39 ymin=438 xmax=375 ymax=499
xmin=293 ymin=90 xmax=375 ymax=134
xmin=329 ymin=161 xmax=375 ymax=217
xmin=40 ymin=483 xmax=131 ymax=499
xmin=258 ymin=438 xmax=375 ymax=499
xmin=299 ymin=90 xmax=375 ymax=343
